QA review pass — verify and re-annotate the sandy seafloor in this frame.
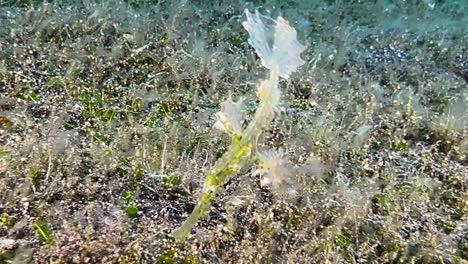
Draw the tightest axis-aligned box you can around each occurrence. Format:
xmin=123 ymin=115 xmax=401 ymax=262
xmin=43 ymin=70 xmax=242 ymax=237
xmin=0 ymin=0 xmax=466 ymax=263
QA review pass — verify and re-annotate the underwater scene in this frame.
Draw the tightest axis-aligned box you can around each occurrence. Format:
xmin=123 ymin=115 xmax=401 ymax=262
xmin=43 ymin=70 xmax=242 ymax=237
xmin=0 ymin=0 xmax=466 ymax=263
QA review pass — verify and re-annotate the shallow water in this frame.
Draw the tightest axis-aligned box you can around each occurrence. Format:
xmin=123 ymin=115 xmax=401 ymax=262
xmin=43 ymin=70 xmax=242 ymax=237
xmin=0 ymin=0 xmax=466 ymax=263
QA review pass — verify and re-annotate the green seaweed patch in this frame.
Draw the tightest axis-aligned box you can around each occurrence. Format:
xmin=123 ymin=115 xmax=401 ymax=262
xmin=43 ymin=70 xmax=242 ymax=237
xmin=93 ymin=133 xmax=108 ymax=143
xmin=396 ymin=184 xmax=412 ymax=194
xmin=1 ymin=214 xmax=13 ymax=228
xmin=228 ymin=33 xmax=247 ymax=49
xmin=96 ymin=109 xmax=117 ymax=123
xmin=372 ymin=193 xmax=392 ymax=213
xmin=126 ymin=98 xmax=143 ymax=116
xmin=159 ymin=250 xmax=179 ymax=264
xmin=159 ymin=249 xmax=198 ymax=264
xmin=164 ymin=175 xmax=182 ymax=186
xmin=145 ymin=116 xmax=158 ymax=128
xmin=25 ymin=91 xmax=39 ymax=103
xmin=135 ymin=167 xmax=145 ymax=182
xmin=30 ymin=169 xmax=42 ymax=186
xmin=451 ymin=208 xmax=464 ymax=221
xmin=33 ymin=220 xmax=53 ymax=246
xmin=0 ymin=150 xmax=8 ymax=159
xmin=158 ymin=101 xmax=180 ymax=118
xmin=78 ymin=164 xmax=91 ymax=177
xmin=64 ymin=120 xmax=78 ymax=129
xmin=123 ymin=191 xmax=139 ymax=219
xmin=80 ymin=92 xmax=106 ymax=114
xmin=125 ymin=205 xmax=139 ymax=219
xmin=393 ymin=141 xmax=409 ymax=152
xmin=0 ymin=251 xmax=15 ymax=263
xmin=116 ymin=167 xmax=128 ymax=177
xmin=128 ymin=166 xmax=145 ymax=189
xmin=442 ymin=223 xmax=456 ymax=234
xmin=123 ymin=191 xmax=135 ymax=202
xmin=45 ymin=77 xmax=63 ymax=89
xmin=335 ymin=234 xmax=351 ymax=249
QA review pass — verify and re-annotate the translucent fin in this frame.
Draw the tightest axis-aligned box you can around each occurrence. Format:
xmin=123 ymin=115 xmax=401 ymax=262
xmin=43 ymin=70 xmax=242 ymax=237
xmin=273 ymin=17 xmax=306 ymax=78
xmin=213 ymin=95 xmax=244 ymax=135
xmin=242 ymin=10 xmax=305 ymax=79
xmin=242 ymin=10 xmax=276 ymax=71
